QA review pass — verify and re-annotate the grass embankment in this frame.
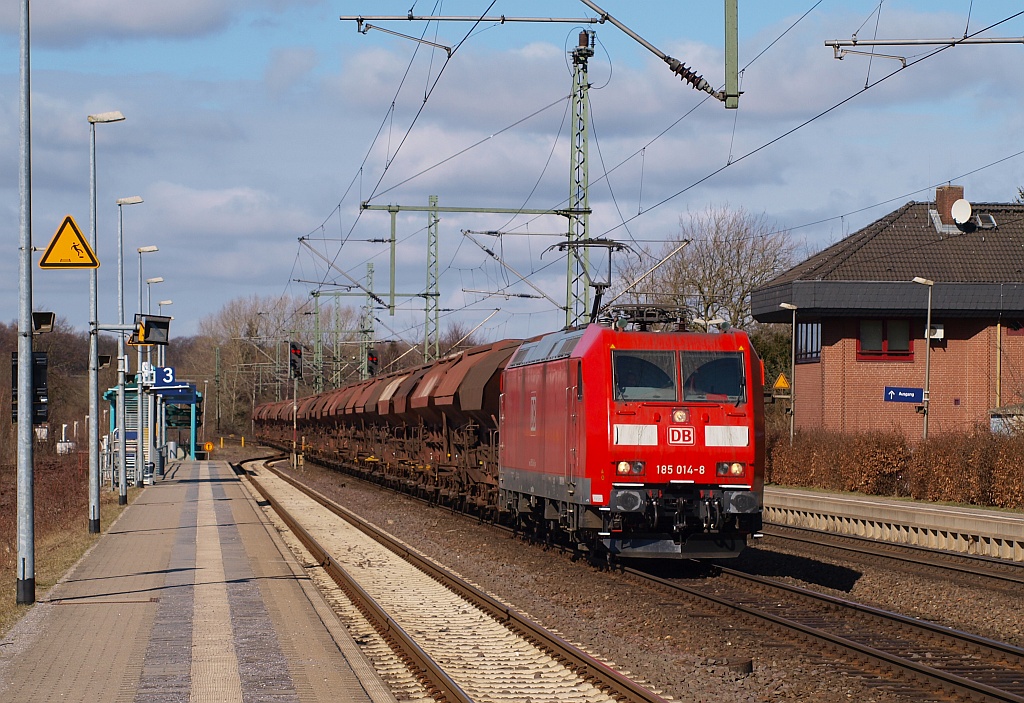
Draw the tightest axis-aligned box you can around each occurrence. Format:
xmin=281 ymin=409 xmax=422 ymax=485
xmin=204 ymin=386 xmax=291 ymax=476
xmin=0 ymin=457 xmax=137 ymax=637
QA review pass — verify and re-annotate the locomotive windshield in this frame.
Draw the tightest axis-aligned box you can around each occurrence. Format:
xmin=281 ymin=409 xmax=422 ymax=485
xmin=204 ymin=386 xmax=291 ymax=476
xmin=682 ymin=351 xmax=746 ymax=403
xmin=613 ymin=350 xmax=677 ymax=401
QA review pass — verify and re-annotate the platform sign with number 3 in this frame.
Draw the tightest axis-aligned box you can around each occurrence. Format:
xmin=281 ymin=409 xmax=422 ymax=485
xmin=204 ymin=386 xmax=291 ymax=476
xmin=154 ymin=367 xmax=176 ymax=388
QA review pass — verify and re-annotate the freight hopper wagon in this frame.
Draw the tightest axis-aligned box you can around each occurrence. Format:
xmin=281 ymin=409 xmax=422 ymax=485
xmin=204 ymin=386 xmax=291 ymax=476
xmin=256 ymin=338 xmax=523 ymax=513
xmin=254 ymin=313 xmax=764 ymax=560
xmin=500 ymin=319 xmax=764 ymax=559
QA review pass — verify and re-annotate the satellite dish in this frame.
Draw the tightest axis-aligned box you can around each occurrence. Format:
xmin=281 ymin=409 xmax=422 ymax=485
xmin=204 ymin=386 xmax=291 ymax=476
xmin=951 ymin=198 xmax=972 ymax=225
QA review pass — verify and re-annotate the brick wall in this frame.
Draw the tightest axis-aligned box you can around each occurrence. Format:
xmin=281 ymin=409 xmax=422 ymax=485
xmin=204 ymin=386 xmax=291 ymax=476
xmin=793 ymin=317 xmax=1024 ymax=439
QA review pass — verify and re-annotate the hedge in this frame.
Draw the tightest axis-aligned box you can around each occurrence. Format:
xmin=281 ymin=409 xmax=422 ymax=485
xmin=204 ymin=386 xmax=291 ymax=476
xmin=766 ymin=428 xmax=1024 ymax=510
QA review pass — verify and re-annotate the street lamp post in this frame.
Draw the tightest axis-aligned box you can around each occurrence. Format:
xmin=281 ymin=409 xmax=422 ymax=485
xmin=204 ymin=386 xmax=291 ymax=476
xmin=87 ymin=110 xmax=125 ymax=533
xmin=145 ymin=276 xmax=163 ymax=475
xmin=780 ymin=303 xmax=798 ymax=446
xmin=17 ymin=0 xmax=34 ymax=604
xmin=115 ymin=196 xmax=142 ymax=504
xmin=157 ymin=300 xmax=172 ymax=460
xmin=146 ymin=276 xmax=164 ymax=314
xmin=912 ymin=277 xmax=935 ymax=440
xmin=136 ymin=246 xmax=158 ymax=488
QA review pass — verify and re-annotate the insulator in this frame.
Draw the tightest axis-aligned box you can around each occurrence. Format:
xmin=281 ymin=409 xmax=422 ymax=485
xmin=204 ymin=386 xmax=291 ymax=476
xmin=675 ymin=64 xmax=709 ymax=91
xmin=666 ymin=57 xmax=712 ymax=94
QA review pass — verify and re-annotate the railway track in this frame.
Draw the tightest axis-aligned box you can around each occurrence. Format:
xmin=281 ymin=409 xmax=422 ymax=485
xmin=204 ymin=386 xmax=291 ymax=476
xmin=630 ymin=564 xmax=1024 ymax=702
xmin=265 ymin=450 xmax=1024 ymax=702
xmin=240 ymin=458 xmax=670 ymax=703
xmin=761 ymin=523 xmax=1024 ymax=589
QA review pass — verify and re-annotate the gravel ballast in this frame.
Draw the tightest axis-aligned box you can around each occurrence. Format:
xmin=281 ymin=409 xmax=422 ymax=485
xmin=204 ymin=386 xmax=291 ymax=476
xmin=270 ymin=457 xmax=1021 ymax=703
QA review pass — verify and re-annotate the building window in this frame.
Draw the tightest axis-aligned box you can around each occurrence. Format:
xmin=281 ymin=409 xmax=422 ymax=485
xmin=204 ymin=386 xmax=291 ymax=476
xmin=796 ymin=322 xmax=821 ymax=363
xmin=857 ymin=319 xmax=913 ymax=361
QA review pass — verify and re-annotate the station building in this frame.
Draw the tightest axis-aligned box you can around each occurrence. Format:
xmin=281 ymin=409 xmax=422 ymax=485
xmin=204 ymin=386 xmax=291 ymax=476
xmin=752 ymin=185 xmax=1024 ymax=438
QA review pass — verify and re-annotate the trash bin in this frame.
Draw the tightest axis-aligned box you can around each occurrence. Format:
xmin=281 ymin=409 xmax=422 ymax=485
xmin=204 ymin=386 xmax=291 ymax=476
xmin=155 ymin=451 xmax=164 ymax=478
xmin=146 ymin=462 xmax=155 ymax=484
xmin=167 ymin=441 xmax=178 ymax=459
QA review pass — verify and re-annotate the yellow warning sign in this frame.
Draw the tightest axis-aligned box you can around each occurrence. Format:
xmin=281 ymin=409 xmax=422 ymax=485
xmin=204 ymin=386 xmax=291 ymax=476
xmin=39 ymin=215 xmax=99 ymax=269
xmin=773 ymin=373 xmax=791 ymax=392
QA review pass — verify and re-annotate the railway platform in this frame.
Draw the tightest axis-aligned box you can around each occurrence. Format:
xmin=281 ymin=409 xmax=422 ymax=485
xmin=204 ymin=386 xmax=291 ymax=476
xmin=0 ymin=460 xmax=398 ymax=703
xmin=764 ymin=486 xmax=1024 ymax=561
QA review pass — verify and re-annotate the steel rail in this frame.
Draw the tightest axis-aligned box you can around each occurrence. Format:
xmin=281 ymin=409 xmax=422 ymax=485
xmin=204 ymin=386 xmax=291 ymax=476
xmin=627 ymin=565 xmax=1024 ymax=703
xmin=261 ymin=461 xmax=671 ymax=703
xmin=253 ymin=445 xmax=1024 ymax=701
xmin=244 ymin=468 xmax=475 ymax=703
xmin=761 ymin=523 xmax=1024 ymax=586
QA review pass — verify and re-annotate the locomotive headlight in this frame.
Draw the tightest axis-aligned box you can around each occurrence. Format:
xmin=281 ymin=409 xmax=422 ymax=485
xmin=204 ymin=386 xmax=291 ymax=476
xmin=716 ymin=461 xmax=746 ymax=477
xmin=616 ymin=461 xmax=645 ymax=476
xmin=671 ymin=408 xmax=689 ymax=423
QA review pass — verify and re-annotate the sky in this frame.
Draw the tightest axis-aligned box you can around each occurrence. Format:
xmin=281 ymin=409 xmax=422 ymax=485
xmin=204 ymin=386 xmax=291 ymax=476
xmin=2 ymin=1 xmax=1023 ymax=350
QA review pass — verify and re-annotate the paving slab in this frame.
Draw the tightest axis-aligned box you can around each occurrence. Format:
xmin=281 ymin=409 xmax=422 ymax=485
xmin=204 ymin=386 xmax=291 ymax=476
xmin=0 ymin=460 xmax=397 ymax=703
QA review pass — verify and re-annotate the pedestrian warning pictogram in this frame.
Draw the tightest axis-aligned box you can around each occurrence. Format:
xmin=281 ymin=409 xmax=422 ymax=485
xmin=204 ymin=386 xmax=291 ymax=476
xmin=39 ymin=215 xmax=99 ymax=269
xmin=772 ymin=373 xmax=790 ymax=392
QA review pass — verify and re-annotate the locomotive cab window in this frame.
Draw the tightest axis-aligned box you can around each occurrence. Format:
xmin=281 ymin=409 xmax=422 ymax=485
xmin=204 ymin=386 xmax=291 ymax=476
xmin=613 ymin=350 xmax=677 ymax=401
xmin=682 ymin=351 xmax=745 ymax=403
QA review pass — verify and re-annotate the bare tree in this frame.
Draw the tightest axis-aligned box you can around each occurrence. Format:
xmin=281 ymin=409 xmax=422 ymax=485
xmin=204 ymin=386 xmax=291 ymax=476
xmin=439 ymin=321 xmax=484 ymax=357
xmin=190 ymin=294 xmax=310 ymax=432
xmin=615 ymin=206 xmax=796 ymax=330
xmin=184 ymin=294 xmax=368 ymax=431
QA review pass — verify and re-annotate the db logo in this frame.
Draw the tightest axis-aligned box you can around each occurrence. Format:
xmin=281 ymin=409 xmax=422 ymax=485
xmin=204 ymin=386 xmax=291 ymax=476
xmin=668 ymin=426 xmax=695 ymax=445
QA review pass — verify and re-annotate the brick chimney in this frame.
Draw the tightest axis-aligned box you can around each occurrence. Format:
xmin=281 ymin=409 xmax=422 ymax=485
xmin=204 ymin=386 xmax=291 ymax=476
xmin=935 ymin=184 xmax=964 ymax=225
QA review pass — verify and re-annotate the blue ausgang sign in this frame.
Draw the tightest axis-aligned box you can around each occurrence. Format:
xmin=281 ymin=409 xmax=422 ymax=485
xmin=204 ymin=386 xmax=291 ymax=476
xmin=884 ymin=386 xmax=923 ymax=403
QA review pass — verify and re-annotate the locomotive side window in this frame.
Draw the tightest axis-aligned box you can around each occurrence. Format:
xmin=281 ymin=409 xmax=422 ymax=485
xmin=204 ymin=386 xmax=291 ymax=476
xmin=682 ymin=351 xmax=746 ymax=403
xmin=613 ymin=351 xmax=677 ymax=401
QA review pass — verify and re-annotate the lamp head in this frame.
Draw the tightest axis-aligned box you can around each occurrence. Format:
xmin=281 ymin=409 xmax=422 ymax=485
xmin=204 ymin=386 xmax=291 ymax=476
xmin=912 ymin=277 xmax=934 ymax=287
xmin=88 ymin=111 xmax=125 ymax=124
xmin=779 ymin=302 xmax=797 ymax=311
xmin=146 ymin=277 xmax=164 ymax=284
xmin=117 ymin=196 xmax=143 ymax=206
xmin=137 ymin=245 xmax=158 ymax=254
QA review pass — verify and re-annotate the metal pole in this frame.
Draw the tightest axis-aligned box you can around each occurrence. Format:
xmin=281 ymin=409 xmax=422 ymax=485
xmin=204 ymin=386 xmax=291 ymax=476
xmin=145 ymin=281 xmax=156 ymax=479
xmin=923 ymin=285 xmax=932 ymax=440
xmin=780 ymin=303 xmax=797 ymax=446
xmin=137 ymin=250 xmax=145 ymax=488
xmin=790 ymin=306 xmax=797 ymax=446
xmin=157 ymin=338 xmax=165 ymax=476
xmin=912 ymin=277 xmax=935 ymax=440
xmin=116 ymin=204 xmax=127 ymax=503
xmin=292 ymin=376 xmax=298 ymax=468
xmin=567 ymin=31 xmax=593 ymax=328
xmin=190 ymin=401 xmax=197 ymax=460
xmin=88 ymin=119 xmax=101 ymax=529
xmin=17 ymin=0 xmax=35 ymax=605
xmin=147 ymin=390 xmax=156 ymax=480
xmin=86 ymin=109 xmax=123 ymax=524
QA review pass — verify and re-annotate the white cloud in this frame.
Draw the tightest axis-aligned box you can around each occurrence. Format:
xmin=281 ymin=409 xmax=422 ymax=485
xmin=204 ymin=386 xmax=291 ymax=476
xmin=3 ymin=2 xmax=1024 ymax=340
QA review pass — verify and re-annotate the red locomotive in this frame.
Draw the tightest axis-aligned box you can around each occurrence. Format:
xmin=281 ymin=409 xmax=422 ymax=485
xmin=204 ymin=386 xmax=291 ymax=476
xmin=254 ymin=306 xmax=764 ymax=559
